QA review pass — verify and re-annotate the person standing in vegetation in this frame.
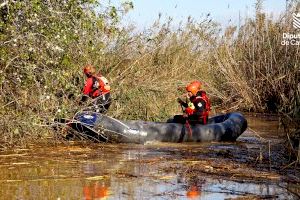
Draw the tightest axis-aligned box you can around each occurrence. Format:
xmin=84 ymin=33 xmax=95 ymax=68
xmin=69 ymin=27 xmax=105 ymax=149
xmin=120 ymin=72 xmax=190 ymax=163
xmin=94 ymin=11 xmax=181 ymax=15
xmin=81 ymin=64 xmax=112 ymax=113
xmin=174 ymin=81 xmax=211 ymax=125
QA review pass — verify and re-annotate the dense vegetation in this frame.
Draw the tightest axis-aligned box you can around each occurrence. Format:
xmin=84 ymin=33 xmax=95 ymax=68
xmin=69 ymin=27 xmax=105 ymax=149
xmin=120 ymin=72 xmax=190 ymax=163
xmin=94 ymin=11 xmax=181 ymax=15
xmin=0 ymin=0 xmax=299 ymax=154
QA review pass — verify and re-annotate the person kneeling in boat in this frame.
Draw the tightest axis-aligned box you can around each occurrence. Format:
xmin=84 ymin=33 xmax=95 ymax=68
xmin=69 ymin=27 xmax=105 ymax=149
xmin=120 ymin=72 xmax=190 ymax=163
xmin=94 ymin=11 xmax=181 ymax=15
xmin=174 ymin=81 xmax=211 ymax=125
xmin=81 ymin=64 xmax=112 ymax=113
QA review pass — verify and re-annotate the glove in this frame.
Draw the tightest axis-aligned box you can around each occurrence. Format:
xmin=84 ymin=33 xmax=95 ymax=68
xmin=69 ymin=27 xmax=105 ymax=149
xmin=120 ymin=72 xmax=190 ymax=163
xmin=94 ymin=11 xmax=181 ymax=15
xmin=185 ymin=107 xmax=194 ymax=115
xmin=80 ymin=95 xmax=89 ymax=104
xmin=177 ymin=98 xmax=184 ymax=105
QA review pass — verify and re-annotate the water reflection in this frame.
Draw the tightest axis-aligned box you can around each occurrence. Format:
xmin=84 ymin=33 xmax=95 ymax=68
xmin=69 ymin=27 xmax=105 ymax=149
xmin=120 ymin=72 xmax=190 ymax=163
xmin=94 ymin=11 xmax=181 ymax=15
xmin=83 ymin=181 xmax=110 ymax=200
xmin=0 ymin=143 xmax=298 ymax=200
xmin=186 ymin=186 xmax=201 ymax=199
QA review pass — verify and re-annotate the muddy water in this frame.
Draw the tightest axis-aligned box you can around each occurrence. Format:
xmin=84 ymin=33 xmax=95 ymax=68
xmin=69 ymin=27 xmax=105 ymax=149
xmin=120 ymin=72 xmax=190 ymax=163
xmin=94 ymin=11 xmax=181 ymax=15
xmin=0 ymin=114 xmax=299 ymax=200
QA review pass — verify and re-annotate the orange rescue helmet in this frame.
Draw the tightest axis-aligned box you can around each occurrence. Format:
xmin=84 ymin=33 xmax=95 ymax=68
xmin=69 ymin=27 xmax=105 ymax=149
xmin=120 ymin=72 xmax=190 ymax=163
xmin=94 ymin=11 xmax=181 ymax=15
xmin=186 ymin=81 xmax=201 ymax=96
xmin=190 ymin=80 xmax=202 ymax=90
xmin=83 ymin=64 xmax=96 ymax=75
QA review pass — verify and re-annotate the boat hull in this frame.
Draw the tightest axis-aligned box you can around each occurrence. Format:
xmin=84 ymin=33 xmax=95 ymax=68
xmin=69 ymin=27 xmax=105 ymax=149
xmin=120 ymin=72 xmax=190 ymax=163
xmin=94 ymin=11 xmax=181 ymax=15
xmin=67 ymin=112 xmax=247 ymax=143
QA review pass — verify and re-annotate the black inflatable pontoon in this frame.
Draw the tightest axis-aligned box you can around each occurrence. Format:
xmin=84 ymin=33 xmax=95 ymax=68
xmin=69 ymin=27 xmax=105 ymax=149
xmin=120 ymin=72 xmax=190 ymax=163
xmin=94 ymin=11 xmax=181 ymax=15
xmin=61 ymin=112 xmax=247 ymax=143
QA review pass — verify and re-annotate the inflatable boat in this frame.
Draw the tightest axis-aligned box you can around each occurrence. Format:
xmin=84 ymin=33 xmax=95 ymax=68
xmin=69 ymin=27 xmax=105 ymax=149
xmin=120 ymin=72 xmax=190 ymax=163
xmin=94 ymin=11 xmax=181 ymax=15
xmin=56 ymin=112 xmax=247 ymax=143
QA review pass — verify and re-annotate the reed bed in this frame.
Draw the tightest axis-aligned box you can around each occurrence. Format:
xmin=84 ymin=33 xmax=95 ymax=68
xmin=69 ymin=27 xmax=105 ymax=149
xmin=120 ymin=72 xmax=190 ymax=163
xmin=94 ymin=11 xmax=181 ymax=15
xmin=0 ymin=0 xmax=299 ymax=156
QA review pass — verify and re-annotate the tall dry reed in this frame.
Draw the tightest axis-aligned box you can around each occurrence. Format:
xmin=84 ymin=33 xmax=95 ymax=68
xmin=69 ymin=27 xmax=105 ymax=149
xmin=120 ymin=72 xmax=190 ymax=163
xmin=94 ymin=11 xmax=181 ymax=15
xmin=0 ymin=0 xmax=299 ymax=149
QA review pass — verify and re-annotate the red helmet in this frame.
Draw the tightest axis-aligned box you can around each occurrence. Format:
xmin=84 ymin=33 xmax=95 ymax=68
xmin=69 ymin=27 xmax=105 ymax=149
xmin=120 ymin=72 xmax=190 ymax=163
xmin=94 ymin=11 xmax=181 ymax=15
xmin=83 ymin=65 xmax=95 ymax=75
xmin=186 ymin=81 xmax=201 ymax=96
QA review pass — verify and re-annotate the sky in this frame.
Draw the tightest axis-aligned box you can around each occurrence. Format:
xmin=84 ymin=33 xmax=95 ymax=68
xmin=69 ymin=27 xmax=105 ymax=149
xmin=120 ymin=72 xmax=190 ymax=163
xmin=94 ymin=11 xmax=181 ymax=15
xmin=104 ymin=0 xmax=288 ymax=29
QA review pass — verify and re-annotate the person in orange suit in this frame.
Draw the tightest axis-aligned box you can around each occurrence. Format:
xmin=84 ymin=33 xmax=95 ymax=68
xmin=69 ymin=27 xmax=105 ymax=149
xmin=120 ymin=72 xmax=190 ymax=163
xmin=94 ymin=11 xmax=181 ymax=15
xmin=81 ymin=64 xmax=112 ymax=113
xmin=175 ymin=80 xmax=211 ymax=125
